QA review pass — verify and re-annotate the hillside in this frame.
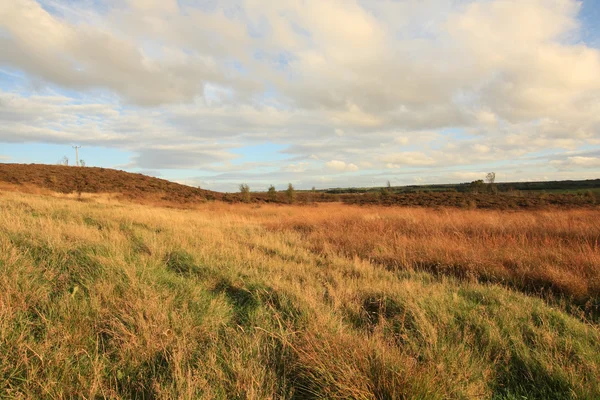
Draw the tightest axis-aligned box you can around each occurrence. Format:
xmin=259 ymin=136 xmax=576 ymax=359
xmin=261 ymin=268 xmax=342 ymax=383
xmin=0 ymin=163 xmax=221 ymax=203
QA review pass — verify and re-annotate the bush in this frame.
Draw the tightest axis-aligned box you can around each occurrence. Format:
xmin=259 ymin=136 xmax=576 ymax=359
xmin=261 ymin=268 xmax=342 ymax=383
xmin=286 ymin=183 xmax=296 ymax=204
xmin=239 ymin=183 xmax=251 ymax=203
xmin=268 ymin=185 xmax=277 ymax=202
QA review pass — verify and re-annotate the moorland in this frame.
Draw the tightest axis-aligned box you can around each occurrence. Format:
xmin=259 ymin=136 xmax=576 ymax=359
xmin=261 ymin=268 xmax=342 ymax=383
xmin=1 ymin=164 xmax=599 ymax=399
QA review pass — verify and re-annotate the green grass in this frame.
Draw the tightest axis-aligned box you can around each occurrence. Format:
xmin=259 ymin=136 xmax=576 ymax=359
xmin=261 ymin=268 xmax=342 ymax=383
xmin=0 ymin=192 xmax=599 ymax=399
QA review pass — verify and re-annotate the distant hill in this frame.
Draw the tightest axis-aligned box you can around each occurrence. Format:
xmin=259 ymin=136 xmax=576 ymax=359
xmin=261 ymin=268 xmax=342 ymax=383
xmin=320 ymin=179 xmax=600 ymax=194
xmin=0 ymin=163 xmax=221 ymax=203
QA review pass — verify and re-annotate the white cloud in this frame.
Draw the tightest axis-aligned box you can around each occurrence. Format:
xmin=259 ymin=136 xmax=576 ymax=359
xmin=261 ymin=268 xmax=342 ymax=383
xmin=325 ymin=160 xmax=359 ymax=172
xmin=0 ymin=0 xmax=599 ymax=188
xmin=383 ymin=152 xmax=437 ymax=167
xmin=394 ymin=137 xmax=409 ymax=145
xmin=551 ymin=156 xmax=600 ymax=170
xmin=471 ymin=144 xmax=491 ymax=154
xmin=283 ymin=162 xmax=310 ymax=173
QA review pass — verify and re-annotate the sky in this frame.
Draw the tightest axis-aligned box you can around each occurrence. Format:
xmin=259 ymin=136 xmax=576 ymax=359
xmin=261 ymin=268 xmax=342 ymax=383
xmin=1 ymin=0 xmax=600 ymax=192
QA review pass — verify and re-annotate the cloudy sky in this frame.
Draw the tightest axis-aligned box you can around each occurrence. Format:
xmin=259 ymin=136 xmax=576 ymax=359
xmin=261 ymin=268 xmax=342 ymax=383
xmin=1 ymin=0 xmax=599 ymax=191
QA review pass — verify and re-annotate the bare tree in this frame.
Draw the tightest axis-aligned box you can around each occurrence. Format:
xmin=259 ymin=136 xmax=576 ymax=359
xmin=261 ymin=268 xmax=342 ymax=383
xmin=80 ymin=159 xmax=86 ymax=167
xmin=58 ymin=156 xmax=69 ymax=166
xmin=485 ymin=172 xmax=497 ymax=194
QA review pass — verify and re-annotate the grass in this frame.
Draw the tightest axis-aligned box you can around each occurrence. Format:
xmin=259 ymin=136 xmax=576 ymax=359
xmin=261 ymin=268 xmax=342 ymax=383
xmin=1 ymin=190 xmax=599 ymax=399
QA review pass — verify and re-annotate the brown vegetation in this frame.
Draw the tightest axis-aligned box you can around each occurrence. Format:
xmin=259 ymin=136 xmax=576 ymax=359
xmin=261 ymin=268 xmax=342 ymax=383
xmin=0 ymin=163 xmax=221 ymax=204
xmin=341 ymin=190 xmax=599 ymax=209
xmin=264 ymin=205 xmax=600 ymax=311
xmin=2 ymin=163 xmax=598 ymax=211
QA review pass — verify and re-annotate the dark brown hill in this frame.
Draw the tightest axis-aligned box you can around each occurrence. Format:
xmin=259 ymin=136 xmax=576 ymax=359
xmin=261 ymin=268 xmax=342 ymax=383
xmin=0 ymin=163 xmax=221 ymax=203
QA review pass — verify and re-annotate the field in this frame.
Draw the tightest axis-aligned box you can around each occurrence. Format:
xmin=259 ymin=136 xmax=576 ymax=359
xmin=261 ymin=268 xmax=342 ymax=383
xmin=1 ymin=189 xmax=599 ymax=399
xmin=2 ymin=164 xmax=599 ymax=211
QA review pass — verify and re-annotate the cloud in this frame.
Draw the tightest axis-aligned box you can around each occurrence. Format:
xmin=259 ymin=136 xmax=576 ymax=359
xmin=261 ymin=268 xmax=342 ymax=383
xmin=0 ymin=0 xmax=599 ymax=189
xmin=131 ymin=145 xmax=237 ymax=169
xmin=383 ymin=152 xmax=437 ymax=167
xmin=283 ymin=162 xmax=310 ymax=173
xmin=551 ymin=156 xmax=600 ymax=170
xmin=325 ymin=160 xmax=359 ymax=172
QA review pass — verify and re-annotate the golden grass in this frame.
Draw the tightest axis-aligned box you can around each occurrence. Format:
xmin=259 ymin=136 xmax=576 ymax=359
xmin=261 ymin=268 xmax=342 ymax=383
xmin=260 ymin=205 xmax=600 ymax=306
xmin=1 ymin=191 xmax=599 ymax=399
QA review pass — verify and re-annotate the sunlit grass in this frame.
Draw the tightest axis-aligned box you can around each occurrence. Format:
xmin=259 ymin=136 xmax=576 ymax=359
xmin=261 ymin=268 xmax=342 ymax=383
xmin=1 ymin=191 xmax=599 ymax=399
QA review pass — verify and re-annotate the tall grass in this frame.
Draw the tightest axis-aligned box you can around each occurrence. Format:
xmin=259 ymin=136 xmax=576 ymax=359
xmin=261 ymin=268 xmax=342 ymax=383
xmin=1 ymin=191 xmax=599 ymax=399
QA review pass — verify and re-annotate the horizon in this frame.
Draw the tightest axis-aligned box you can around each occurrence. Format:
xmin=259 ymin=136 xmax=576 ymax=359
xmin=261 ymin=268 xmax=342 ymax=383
xmin=3 ymin=161 xmax=599 ymax=194
xmin=1 ymin=0 xmax=600 ymax=192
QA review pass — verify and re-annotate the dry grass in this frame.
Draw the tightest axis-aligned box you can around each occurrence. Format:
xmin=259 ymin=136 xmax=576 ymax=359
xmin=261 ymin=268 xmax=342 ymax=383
xmin=1 ymin=191 xmax=599 ymax=399
xmin=262 ymin=205 xmax=600 ymax=309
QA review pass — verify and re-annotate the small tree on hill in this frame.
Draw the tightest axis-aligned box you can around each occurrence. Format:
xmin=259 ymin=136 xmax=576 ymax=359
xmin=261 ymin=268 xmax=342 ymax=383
xmin=239 ymin=183 xmax=251 ymax=203
xmin=486 ymin=172 xmax=497 ymax=194
xmin=286 ymin=183 xmax=296 ymax=204
xmin=268 ymin=185 xmax=277 ymax=202
xmin=80 ymin=159 xmax=86 ymax=167
xmin=58 ymin=156 xmax=69 ymax=166
xmin=381 ymin=180 xmax=392 ymax=197
xmin=470 ymin=180 xmax=485 ymax=193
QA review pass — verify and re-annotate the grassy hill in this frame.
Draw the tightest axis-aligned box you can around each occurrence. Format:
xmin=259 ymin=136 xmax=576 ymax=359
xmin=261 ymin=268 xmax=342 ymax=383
xmin=1 ymin=190 xmax=599 ymax=399
xmin=0 ymin=163 xmax=221 ymax=204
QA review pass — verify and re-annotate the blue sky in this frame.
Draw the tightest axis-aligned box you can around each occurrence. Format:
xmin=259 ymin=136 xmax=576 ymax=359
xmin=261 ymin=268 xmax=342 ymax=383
xmin=1 ymin=0 xmax=600 ymax=192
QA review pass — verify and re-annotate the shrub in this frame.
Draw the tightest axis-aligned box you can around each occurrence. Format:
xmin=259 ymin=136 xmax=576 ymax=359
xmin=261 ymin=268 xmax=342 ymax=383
xmin=470 ymin=180 xmax=485 ymax=193
xmin=239 ymin=183 xmax=251 ymax=203
xmin=584 ymin=190 xmax=596 ymax=204
xmin=286 ymin=183 xmax=296 ymax=204
xmin=268 ymin=185 xmax=277 ymax=202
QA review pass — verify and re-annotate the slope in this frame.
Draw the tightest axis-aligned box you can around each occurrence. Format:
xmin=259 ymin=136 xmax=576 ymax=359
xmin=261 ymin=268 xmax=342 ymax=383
xmin=0 ymin=163 xmax=220 ymax=203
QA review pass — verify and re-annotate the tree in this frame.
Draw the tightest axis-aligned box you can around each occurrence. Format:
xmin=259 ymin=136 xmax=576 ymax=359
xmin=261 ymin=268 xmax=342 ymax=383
xmin=239 ymin=183 xmax=251 ymax=203
xmin=268 ymin=185 xmax=277 ymax=202
xmin=470 ymin=180 xmax=485 ymax=193
xmin=381 ymin=180 xmax=392 ymax=197
xmin=80 ymin=159 xmax=86 ymax=167
xmin=286 ymin=183 xmax=296 ymax=204
xmin=485 ymin=172 xmax=497 ymax=194
xmin=58 ymin=156 xmax=69 ymax=166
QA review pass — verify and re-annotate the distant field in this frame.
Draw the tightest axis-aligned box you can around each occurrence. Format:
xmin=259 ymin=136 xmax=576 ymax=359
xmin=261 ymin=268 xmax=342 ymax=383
xmin=2 ymin=163 xmax=599 ymax=211
xmin=1 ymin=190 xmax=599 ymax=399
